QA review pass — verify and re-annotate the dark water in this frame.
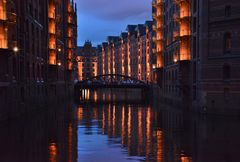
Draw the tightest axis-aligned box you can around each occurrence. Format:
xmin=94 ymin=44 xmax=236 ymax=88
xmin=0 ymin=90 xmax=240 ymax=162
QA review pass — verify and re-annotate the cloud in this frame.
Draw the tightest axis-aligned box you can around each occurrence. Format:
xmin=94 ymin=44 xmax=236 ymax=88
xmin=76 ymin=0 xmax=151 ymax=21
xmin=75 ymin=0 xmax=152 ymax=46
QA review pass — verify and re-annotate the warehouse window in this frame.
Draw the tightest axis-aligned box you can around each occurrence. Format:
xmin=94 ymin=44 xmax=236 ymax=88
xmin=223 ymin=33 xmax=232 ymax=54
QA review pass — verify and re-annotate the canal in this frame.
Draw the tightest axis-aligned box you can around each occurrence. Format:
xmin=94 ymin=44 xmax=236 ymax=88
xmin=0 ymin=89 xmax=240 ymax=162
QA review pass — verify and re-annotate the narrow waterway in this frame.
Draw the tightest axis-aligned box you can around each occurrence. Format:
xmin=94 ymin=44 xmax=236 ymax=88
xmin=0 ymin=90 xmax=240 ymax=162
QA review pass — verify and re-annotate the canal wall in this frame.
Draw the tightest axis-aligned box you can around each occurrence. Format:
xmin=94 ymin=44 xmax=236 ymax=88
xmin=150 ymin=85 xmax=187 ymax=110
xmin=150 ymin=85 xmax=240 ymax=116
xmin=0 ymin=83 xmax=74 ymax=121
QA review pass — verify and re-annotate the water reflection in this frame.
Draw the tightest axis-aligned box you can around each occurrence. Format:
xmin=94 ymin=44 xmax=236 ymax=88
xmin=77 ymin=89 xmax=144 ymax=104
xmin=0 ymin=91 xmax=240 ymax=162
xmin=0 ymin=104 xmax=77 ymax=162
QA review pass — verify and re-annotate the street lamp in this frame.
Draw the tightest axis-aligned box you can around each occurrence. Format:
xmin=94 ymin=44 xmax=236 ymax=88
xmin=13 ymin=46 xmax=19 ymax=53
xmin=174 ymin=58 xmax=178 ymax=63
xmin=57 ymin=60 xmax=62 ymax=66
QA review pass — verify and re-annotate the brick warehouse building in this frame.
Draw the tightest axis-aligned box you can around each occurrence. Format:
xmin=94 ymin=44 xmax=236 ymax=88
xmin=97 ymin=21 xmax=155 ymax=83
xmin=152 ymin=0 xmax=240 ymax=113
xmin=0 ymin=0 xmax=77 ymax=118
xmin=76 ymin=41 xmax=98 ymax=80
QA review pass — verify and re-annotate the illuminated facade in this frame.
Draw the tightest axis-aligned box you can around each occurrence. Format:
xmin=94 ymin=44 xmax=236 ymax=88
xmin=152 ymin=0 xmax=164 ymax=86
xmin=76 ymin=41 xmax=97 ymax=80
xmin=0 ymin=0 xmax=17 ymax=111
xmin=101 ymin=42 xmax=108 ymax=75
xmin=96 ymin=22 xmax=154 ymax=83
xmin=127 ymin=25 xmax=137 ymax=77
xmin=0 ymin=0 xmax=77 ymax=116
xmin=48 ymin=0 xmax=77 ymax=81
xmin=152 ymin=0 xmax=240 ymax=112
xmin=107 ymin=36 xmax=120 ymax=75
xmin=121 ymin=32 xmax=128 ymax=76
xmin=152 ymin=0 xmax=192 ymax=101
xmin=114 ymin=37 xmax=122 ymax=75
xmin=145 ymin=21 xmax=155 ymax=82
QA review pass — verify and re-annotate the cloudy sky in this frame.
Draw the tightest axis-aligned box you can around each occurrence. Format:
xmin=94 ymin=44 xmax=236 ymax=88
xmin=75 ymin=0 xmax=152 ymax=46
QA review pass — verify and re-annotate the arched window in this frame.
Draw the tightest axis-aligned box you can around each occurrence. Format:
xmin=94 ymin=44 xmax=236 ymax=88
xmin=223 ymin=64 xmax=231 ymax=80
xmin=224 ymin=33 xmax=232 ymax=53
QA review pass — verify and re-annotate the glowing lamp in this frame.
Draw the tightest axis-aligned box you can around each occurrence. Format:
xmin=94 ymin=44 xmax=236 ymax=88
xmin=57 ymin=61 xmax=61 ymax=66
xmin=13 ymin=46 xmax=19 ymax=53
xmin=152 ymin=64 xmax=156 ymax=69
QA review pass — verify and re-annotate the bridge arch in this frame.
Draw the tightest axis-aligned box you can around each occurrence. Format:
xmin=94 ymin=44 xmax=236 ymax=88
xmin=75 ymin=74 xmax=149 ymax=89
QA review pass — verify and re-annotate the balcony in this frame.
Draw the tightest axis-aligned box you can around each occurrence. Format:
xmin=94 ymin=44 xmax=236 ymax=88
xmin=0 ymin=8 xmax=7 ymax=20
xmin=0 ymin=22 xmax=8 ymax=49
xmin=0 ymin=38 xmax=7 ymax=49
xmin=180 ymin=41 xmax=190 ymax=61
xmin=48 ymin=23 xmax=56 ymax=34
xmin=67 ymin=60 xmax=73 ymax=70
xmin=49 ymin=51 xmax=56 ymax=65
xmin=180 ymin=10 xmax=191 ymax=18
xmin=48 ymin=12 xmax=55 ymax=19
xmin=49 ymin=42 xmax=56 ymax=50
xmin=180 ymin=29 xmax=191 ymax=37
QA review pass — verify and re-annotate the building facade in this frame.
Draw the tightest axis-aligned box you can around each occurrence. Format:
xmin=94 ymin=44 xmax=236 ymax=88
xmin=196 ymin=0 xmax=240 ymax=112
xmin=152 ymin=0 xmax=240 ymax=112
xmin=96 ymin=21 xmax=154 ymax=83
xmin=0 ymin=0 xmax=77 ymax=118
xmin=76 ymin=41 xmax=97 ymax=80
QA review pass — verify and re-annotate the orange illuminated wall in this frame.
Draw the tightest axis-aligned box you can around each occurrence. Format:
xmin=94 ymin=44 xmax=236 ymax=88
xmin=181 ymin=155 xmax=192 ymax=162
xmin=48 ymin=0 xmax=56 ymax=65
xmin=68 ymin=28 xmax=73 ymax=37
xmin=153 ymin=0 xmax=164 ymax=68
xmin=77 ymin=56 xmax=83 ymax=80
xmin=146 ymin=28 xmax=151 ymax=81
xmin=49 ymin=142 xmax=57 ymax=162
xmin=0 ymin=0 xmax=7 ymax=49
xmin=156 ymin=130 xmax=164 ymax=162
xmin=177 ymin=0 xmax=191 ymax=61
xmin=93 ymin=60 xmax=97 ymax=77
xmin=112 ymin=43 xmax=115 ymax=74
xmin=137 ymin=33 xmax=142 ymax=80
xmin=68 ymin=49 xmax=73 ymax=59
xmin=121 ymin=39 xmax=125 ymax=75
xmin=67 ymin=60 xmax=73 ymax=70
xmin=0 ymin=0 xmax=7 ymax=20
xmin=127 ymin=33 xmax=131 ymax=76
xmin=102 ymin=47 xmax=105 ymax=75
xmin=67 ymin=1 xmax=75 ymax=70
xmin=108 ymin=45 xmax=111 ymax=74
